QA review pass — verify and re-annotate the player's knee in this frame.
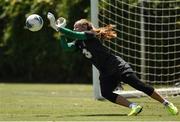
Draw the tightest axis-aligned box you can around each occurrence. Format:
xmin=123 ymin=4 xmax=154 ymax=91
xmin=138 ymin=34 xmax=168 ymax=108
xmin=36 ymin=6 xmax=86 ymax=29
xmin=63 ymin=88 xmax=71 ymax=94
xmin=145 ymin=86 xmax=154 ymax=96
xmin=101 ymin=90 xmax=117 ymax=103
xmin=137 ymin=84 xmax=154 ymax=96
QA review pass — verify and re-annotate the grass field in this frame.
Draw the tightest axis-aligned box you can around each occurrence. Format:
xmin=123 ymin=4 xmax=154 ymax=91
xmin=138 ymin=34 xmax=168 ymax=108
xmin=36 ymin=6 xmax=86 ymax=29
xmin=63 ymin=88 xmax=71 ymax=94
xmin=0 ymin=83 xmax=180 ymax=121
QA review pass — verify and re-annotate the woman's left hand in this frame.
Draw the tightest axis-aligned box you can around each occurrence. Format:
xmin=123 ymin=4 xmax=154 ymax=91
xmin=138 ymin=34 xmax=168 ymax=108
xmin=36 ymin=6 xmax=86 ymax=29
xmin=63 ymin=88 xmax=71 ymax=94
xmin=57 ymin=17 xmax=66 ymax=28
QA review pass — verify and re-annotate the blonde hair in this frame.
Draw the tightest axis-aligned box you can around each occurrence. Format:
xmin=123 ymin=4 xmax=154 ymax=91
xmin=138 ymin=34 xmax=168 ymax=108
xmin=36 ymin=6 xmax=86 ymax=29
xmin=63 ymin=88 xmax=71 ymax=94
xmin=74 ymin=19 xmax=117 ymax=40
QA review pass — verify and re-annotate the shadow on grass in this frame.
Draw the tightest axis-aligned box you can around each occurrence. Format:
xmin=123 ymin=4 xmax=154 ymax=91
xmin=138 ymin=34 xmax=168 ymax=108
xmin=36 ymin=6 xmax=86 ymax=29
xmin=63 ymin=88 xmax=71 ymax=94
xmin=57 ymin=113 xmax=127 ymax=118
xmin=81 ymin=113 xmax=127 ymax=116
xmin=35 ymin=114 xmax=50 ymax=117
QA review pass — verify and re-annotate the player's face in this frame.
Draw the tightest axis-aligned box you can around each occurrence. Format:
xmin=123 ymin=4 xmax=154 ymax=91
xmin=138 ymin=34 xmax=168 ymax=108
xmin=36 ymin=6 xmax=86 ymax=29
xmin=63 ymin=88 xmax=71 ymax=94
xmin=74 ymin=23 xmax=88 ymax=32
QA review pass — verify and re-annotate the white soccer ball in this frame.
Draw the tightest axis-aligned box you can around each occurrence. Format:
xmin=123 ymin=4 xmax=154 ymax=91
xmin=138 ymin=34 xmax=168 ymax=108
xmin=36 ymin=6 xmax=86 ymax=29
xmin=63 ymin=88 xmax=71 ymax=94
xmin=26 ymin=14 xmax=43 ymax=32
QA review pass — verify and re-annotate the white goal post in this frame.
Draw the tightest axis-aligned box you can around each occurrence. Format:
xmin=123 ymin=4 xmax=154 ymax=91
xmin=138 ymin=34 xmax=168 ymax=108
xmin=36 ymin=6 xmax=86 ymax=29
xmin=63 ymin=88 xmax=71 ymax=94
xmin=91 ymin=0 xmax=180 ymax=99
xmin=91 ymin=0 xmax=104 ymax=100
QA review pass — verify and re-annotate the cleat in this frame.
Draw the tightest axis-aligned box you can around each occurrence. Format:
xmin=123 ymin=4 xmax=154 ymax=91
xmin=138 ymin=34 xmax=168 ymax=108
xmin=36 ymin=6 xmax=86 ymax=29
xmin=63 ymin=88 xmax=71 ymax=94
xmin=165 ymin=102 xmax=178 ymax=115
xmin=128 ymin=105 xmax=143 ymax=116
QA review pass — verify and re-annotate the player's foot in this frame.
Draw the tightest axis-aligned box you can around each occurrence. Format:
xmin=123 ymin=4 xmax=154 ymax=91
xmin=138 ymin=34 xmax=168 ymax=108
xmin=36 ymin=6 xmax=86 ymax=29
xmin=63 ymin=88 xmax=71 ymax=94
xmin=165 ymin=102 xmax=178 ymax=115
xmin=128 ymin=105 xmax=143 ymax=116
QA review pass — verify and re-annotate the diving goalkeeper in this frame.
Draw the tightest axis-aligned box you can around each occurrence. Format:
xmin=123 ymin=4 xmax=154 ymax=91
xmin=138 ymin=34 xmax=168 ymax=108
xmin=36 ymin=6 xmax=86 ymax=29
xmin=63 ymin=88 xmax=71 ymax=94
xmin=47 ymin=12 xmax=178 ymax=116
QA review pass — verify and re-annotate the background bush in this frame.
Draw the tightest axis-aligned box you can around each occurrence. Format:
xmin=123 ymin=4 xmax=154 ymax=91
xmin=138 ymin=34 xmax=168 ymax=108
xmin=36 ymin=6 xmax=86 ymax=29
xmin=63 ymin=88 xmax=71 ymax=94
xmin=0 ymin=0 xmax=91 ymax=83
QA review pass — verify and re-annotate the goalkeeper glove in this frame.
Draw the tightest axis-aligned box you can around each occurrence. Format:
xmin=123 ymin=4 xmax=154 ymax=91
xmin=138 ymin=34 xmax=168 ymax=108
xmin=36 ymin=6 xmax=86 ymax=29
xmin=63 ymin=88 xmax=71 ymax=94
xmin=47 ymin=12 xmax=66 ymax=31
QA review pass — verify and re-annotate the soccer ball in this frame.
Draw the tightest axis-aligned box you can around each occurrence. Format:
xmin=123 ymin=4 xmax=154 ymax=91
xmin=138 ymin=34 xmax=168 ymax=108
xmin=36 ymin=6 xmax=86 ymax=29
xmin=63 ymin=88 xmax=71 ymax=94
xmin=26 ymin=14 xmax=43 ymax=32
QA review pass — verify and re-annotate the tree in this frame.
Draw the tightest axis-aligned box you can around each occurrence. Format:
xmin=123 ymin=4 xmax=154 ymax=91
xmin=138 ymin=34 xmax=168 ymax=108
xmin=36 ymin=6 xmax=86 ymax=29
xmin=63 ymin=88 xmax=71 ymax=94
xmin=0 ymin=0 xmax=91 ymax=83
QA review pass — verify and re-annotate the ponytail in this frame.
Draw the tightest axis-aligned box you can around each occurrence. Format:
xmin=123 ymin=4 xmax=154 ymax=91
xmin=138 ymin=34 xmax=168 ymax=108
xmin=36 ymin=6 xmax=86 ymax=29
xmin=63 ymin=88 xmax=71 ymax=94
xmin=93 ymin=24 xmax=117 ymax=40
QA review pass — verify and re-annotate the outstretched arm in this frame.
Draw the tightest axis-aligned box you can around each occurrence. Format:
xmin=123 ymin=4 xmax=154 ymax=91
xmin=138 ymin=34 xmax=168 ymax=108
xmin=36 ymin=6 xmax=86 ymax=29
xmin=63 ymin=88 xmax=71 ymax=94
xmin=59 ymin=27 xmax=87 ymax=40
xmin=47 ymin=12 xmax=88 ymax=40
xmin=60 ymin=35 xmax=76 ymax=52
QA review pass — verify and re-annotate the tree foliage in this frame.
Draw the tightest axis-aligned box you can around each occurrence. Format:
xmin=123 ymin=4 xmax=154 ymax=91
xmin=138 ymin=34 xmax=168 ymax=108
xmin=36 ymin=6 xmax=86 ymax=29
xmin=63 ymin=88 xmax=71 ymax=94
xmin=0 ymin=0 xmax=91 ymax=83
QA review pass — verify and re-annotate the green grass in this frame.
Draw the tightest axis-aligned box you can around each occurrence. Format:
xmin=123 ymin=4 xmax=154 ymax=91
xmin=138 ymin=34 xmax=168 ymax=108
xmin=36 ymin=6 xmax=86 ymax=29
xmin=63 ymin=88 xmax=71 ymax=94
xmin=0 ymin=83 xmax=180 ymax=121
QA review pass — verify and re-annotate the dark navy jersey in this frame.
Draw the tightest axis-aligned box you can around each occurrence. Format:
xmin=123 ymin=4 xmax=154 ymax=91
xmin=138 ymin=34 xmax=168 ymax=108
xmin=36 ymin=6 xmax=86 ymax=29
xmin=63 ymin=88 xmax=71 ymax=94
xmin=75 ymin=31 xmax=133 ymax=77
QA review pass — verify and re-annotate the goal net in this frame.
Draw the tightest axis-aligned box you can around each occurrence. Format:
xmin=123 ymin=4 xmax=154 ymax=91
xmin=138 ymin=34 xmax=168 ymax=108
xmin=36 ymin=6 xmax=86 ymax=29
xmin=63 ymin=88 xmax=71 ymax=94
xmin=91 ymin=0 xmax=180 ymax=99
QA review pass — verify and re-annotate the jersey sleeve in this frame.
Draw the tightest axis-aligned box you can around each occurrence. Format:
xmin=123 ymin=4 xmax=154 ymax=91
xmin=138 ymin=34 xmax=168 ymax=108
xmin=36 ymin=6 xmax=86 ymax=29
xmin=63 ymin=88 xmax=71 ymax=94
xmin=60 ymin=35 xmax=76 ymax=52
xmin=59 ymin=27 xmax=87 ymax=40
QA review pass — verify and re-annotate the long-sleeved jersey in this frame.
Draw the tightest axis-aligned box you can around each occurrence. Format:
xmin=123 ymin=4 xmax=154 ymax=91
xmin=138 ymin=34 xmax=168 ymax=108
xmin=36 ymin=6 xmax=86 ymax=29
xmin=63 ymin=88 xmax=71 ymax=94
xmin=59 ymin=27 xmax=133 ymax=77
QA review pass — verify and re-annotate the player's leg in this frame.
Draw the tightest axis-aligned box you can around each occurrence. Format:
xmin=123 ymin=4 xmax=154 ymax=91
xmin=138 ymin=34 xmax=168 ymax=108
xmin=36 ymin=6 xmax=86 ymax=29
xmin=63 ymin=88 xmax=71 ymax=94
xmin=115 ymin=95 xmax=143 ymax=116
xmin=148 ymin=90 xmax=178 ymax=115
xmin=120 ymin=72 xmax=178 ymax=115
xmin=99 ymin=76 xmax=142 ymax=116
xmin=99 ymin=76 xmax=127 ymax=104
xmin=121 ymin=73 xmax=155 ymax=98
